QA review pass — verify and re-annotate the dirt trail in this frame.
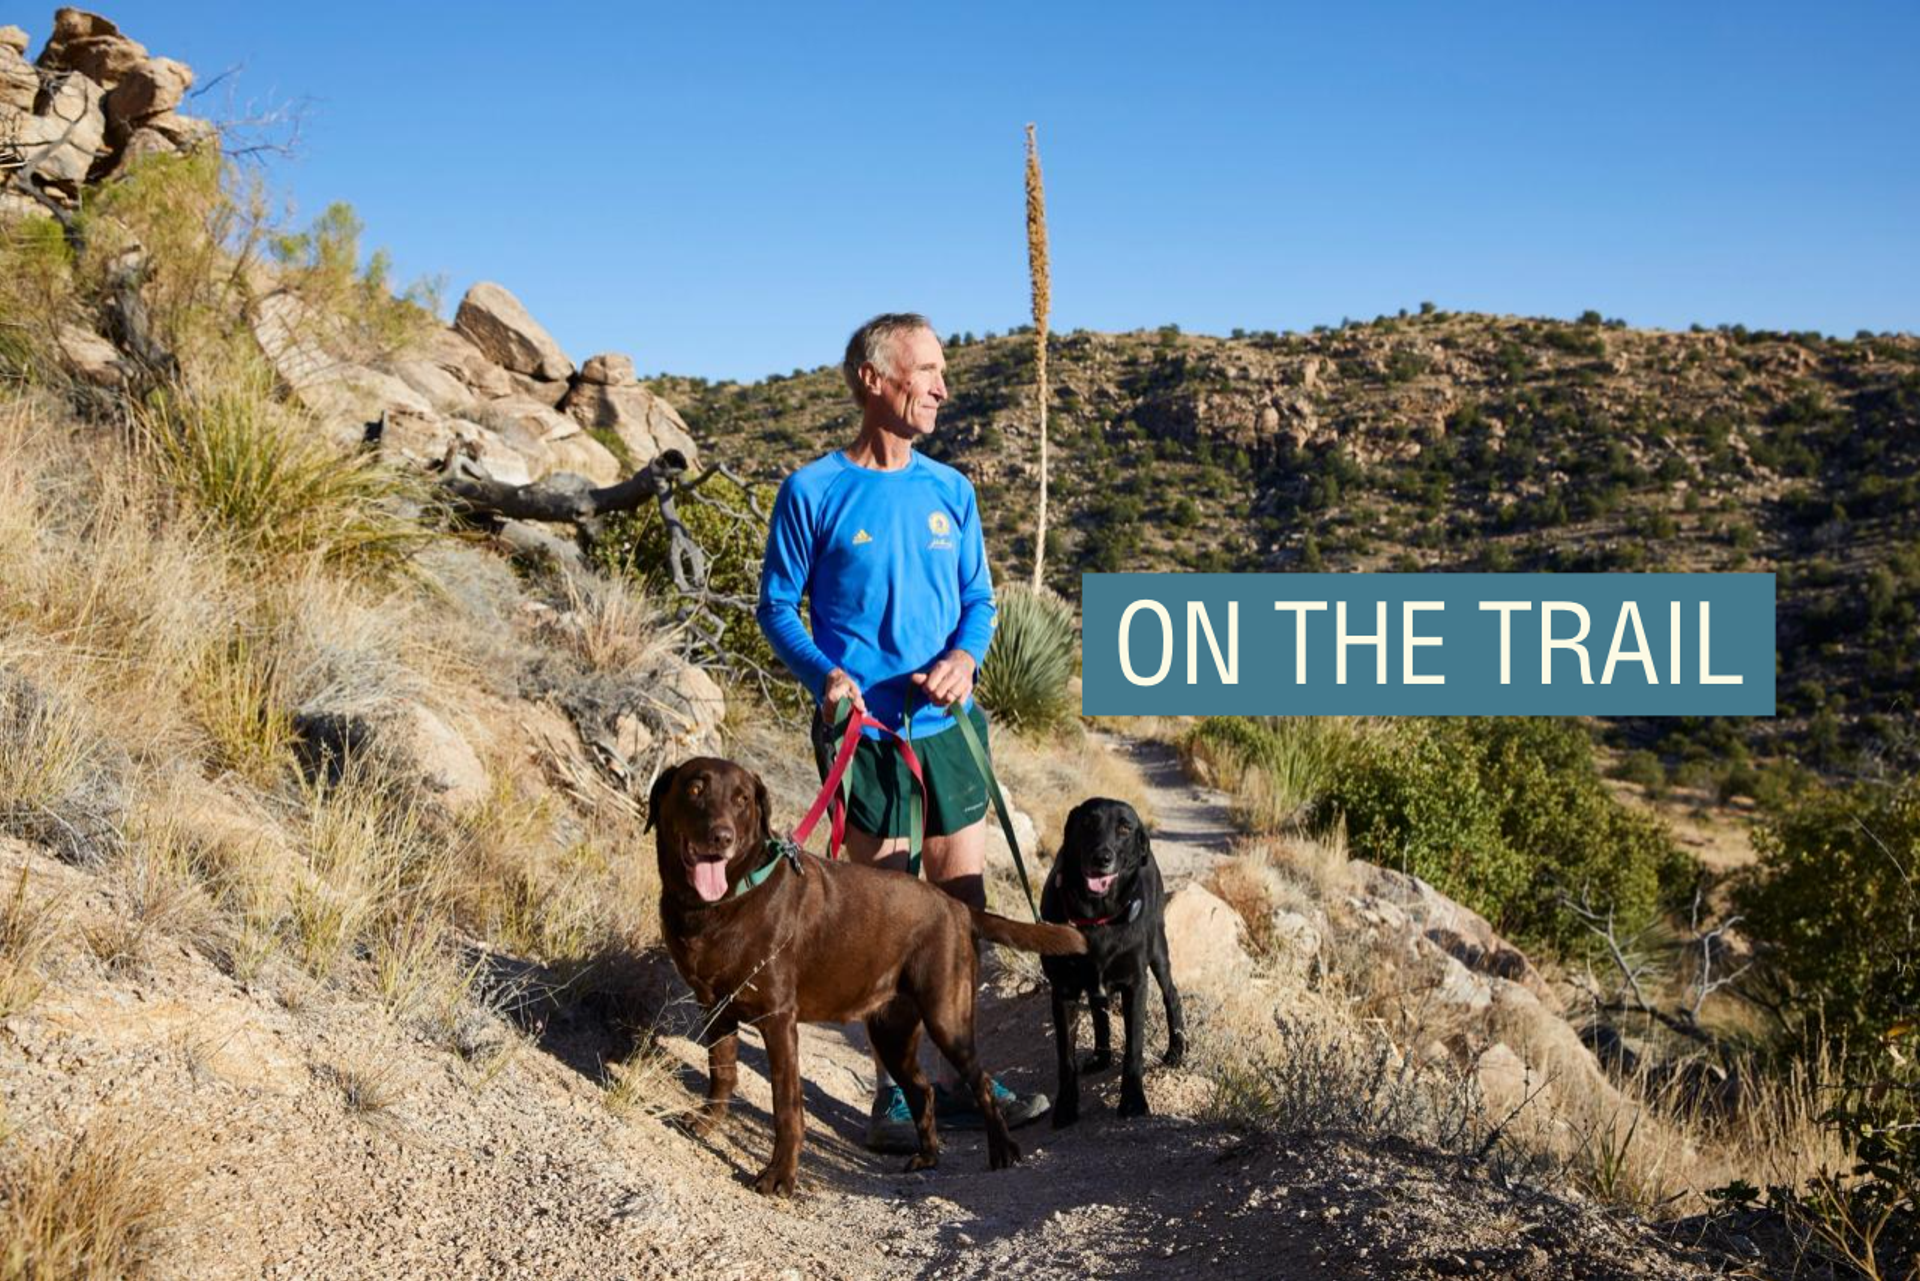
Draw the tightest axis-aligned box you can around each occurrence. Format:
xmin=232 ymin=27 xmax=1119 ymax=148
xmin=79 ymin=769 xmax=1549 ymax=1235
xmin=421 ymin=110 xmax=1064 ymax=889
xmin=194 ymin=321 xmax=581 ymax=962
xmin=636 ymin=734 xmax=1709 ymax=1280
xmin=1085 ymin=729 xmax=1237 ymax=888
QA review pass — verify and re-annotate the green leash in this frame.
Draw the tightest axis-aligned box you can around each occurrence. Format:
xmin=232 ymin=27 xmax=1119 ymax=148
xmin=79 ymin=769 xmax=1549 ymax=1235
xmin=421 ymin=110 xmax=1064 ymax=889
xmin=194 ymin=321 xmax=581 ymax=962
xmin=941 ymin=701 xmax=1041 ymax=923
xmin=817 ymin=693 xmax=1037 ymax=922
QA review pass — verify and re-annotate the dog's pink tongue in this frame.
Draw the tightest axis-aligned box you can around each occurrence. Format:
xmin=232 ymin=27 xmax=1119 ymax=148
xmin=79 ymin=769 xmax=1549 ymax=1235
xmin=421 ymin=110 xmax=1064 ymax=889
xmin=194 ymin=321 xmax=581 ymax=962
xmin=692 ymin=858 xmax=730 ymax=902
xmin=1086 ymin=873 xmax=1117 ymax=895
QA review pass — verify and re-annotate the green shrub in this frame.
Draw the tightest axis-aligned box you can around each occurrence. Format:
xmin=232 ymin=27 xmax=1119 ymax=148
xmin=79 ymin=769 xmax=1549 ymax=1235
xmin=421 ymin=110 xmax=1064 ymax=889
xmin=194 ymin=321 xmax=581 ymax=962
xmin=974 ymin=584 xmax=1075 ymax=734
xmin=271 ymin=202 xmax=442 ymax=363
xmin=1736 ymin=776 xmax=1919 ymax=1049
xmin=1318 ymin=719 xmax=1692 ymax=952
xmin=592 ymin=472 xmax=802 ymax=709
xmin=1184 ymin=717 xmax=1361 ymax=831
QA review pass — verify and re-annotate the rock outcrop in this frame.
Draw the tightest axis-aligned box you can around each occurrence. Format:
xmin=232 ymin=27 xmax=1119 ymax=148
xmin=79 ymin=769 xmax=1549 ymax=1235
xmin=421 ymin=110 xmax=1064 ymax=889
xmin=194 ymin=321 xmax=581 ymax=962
xmin=2 ymin=8 xmax=215 ymax=201
xmin=454 ymin=281 xmax=574 ymax=382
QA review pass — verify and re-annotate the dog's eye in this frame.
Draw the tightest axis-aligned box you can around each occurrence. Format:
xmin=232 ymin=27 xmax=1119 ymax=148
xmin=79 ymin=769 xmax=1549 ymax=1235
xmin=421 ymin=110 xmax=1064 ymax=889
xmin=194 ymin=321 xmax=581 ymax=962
xmin=688 ymin=780 xmax=705 ymax=798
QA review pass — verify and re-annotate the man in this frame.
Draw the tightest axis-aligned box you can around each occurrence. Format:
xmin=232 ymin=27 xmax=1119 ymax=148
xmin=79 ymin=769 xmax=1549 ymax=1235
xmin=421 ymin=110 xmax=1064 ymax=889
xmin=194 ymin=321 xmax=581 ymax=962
xmin=756 ymin=312 xmax=1049 ymax=1152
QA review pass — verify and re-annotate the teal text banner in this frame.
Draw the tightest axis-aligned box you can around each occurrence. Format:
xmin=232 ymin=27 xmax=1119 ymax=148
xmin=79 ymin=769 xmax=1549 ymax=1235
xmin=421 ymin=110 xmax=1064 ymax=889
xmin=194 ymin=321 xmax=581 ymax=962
xmin=1080 ymin=574 xmax=1776 ymax=716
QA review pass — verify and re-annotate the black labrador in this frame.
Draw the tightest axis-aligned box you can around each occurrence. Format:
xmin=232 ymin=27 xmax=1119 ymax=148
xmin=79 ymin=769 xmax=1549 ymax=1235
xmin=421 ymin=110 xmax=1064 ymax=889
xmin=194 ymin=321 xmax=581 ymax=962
xmin=1041 ymin=798 xmax=1186 ymax=1125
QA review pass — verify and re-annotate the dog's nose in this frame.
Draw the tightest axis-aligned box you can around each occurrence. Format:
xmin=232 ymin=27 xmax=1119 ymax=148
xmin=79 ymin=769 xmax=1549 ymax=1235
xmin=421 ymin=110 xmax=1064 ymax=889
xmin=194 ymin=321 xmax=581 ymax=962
xmin=710 ymin=827 xmax=737 ymax=849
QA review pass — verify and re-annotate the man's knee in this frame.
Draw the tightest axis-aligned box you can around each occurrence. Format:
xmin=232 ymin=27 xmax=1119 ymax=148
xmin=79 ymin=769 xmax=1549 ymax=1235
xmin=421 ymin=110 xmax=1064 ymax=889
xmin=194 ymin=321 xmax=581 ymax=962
xmin=925 ymin=820 xmax=987 ymax=911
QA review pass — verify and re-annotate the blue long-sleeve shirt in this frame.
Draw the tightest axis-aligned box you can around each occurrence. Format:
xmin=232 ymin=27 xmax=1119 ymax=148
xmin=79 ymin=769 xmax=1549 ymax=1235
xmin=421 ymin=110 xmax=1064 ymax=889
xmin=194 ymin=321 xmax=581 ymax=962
xmin=756 ymin=450 xmax=997 ymax=739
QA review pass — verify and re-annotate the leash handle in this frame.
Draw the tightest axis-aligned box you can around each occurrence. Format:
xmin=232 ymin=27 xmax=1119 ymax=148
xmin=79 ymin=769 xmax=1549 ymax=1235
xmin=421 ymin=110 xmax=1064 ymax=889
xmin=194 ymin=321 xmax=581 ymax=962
xmin=793 ymin=696 xmax=926 ymax=874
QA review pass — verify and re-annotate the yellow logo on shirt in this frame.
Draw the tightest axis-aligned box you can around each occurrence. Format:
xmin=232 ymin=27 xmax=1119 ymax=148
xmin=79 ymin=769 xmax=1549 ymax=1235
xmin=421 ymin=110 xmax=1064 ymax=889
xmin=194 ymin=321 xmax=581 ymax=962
xmin=927 ymin=512 xmax=951 ymax=536
xmin=853 ymin=529 xmax=873 ymax=546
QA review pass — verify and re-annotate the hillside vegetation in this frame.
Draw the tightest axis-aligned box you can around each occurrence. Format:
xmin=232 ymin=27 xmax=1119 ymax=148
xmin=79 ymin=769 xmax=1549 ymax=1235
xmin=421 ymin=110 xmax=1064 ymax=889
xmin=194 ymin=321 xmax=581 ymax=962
xmin=663 ymin=315 xmax=1920 ymax=781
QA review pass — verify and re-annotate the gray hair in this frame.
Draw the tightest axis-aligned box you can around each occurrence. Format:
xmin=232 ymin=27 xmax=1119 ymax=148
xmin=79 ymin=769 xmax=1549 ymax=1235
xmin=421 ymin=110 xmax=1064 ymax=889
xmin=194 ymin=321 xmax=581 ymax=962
xmin=842 ymin=312 xmax=933 ymax=407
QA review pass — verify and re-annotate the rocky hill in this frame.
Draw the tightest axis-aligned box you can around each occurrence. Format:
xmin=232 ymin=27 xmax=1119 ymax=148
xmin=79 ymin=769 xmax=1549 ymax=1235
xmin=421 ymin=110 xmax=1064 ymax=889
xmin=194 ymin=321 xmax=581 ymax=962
xmin=663 ymin=316 xmax=1920 ymax=778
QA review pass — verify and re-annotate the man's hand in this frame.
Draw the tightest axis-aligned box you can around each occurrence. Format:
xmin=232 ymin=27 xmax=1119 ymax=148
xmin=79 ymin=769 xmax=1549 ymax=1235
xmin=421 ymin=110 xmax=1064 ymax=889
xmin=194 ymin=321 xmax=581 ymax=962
xmin=822 ymin=669 xmax=866 ymax=719
xmin=912 ymin=650 xmax=977 ymax=708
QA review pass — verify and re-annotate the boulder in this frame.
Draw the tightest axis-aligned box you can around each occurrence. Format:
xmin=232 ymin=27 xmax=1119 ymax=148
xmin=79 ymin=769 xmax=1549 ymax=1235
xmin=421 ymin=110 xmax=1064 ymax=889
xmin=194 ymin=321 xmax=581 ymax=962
xmin=291 ymin=702 xmax=487 ymax=815
xmin=580 ymin=352 xmax=636 ymax=386
xmin=139 ymin=109 xmax=215 ymax=150
xmin=984 ymin=788 xmax=1040 ymax=876
xmin=1473 ymin=1043 xmax=1556 ymax=1119
xmin=36 ymin=9 xmax=148 ymax=88
xmin=0 ymin=26 xmax=28 ymax=57
xmin=395 ymin=704 xmax=488 ymax=812
xmin=504 ymin=367 xmax=571 ymax=409
xmin=1348 ymin=861 xmax=1553 ymax=1003
xmin=453 ymin=281 xmax=573 ymax=381
xmin=102 ymin=55 xmax=191 ymax=135
xmin=444 ymin=420 xmax=537 ymax=487
xmin=1163 ymin=883 xmax=1253 ymax=989
xmin=421 ymin=326 xmax=515 ymax=398
xmin=562 ymin=381 xmax=698 ymax=469
xmin=22 ymin=69 xmax=106 ymax=188
xmin=543 ymin=432 xmax=623 ymax=486
xmin=389 ymin=358 xmax=475 ymax=412
xmin=1 ymin=43 xmax=37 ymax=111
xmin=252 ymin=291 xmax=439 ymax=449
xmin=56 ymin=322 xmax=127 ymax=387
xmin=481 ymin=395 xmax=582 ymax=445
xmin=1269 ymin=908 xmax=1323 ymax=966
xmin=649 ymin=657 xmax=726 ymax=756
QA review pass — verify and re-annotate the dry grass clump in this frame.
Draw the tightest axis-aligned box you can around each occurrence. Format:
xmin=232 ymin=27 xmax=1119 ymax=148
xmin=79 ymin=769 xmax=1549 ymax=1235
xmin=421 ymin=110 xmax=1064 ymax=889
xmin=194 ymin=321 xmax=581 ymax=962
xmin=1180 ymin=716 xmax=1375 ymax=835
xmin=992 ymin=723 xmax=1155 ymax=859
xmin=0 ymin=865 xmax=63 ymax=1022
xmin=0 ymin=665 xmax=127 ymax=866
xmin=0 ymin=1112 xmax=186 ymax=1281
xmin=605 ymin=1032 xmax=697 ymax=1127
xmin=314 ymin=1049 xmax=408 ymax=1119
xmin=137 ymin=367 xmax=430 ymax=571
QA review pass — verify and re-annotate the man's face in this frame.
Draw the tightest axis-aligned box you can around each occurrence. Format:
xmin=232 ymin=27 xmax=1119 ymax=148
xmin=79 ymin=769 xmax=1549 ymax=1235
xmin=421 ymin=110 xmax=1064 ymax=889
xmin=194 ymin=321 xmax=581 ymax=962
xmin=863 ymin=327 xmax=947 ymax=438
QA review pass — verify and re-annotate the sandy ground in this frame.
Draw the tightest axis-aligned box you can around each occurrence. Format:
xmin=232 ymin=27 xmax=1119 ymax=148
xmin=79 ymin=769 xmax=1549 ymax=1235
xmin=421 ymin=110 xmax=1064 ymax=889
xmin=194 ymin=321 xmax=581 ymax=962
xmin=2 ymin=738 xmax=1719 ymax=1278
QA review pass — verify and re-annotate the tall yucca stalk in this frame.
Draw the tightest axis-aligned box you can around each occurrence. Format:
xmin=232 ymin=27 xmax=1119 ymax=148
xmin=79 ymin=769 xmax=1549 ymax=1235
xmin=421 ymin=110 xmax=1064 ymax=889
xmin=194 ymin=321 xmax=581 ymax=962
xmin=1024 ymin=123 xmax=1051 ymax=590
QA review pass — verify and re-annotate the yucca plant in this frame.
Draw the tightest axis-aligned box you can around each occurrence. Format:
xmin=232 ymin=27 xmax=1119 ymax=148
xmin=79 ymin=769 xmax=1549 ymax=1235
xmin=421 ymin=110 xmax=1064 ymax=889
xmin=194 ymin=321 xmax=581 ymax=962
xmin=975 ymin=583 xmax=1075 ymax=734
xmin=138 ymin=368 xmax=429 ymax=571
xmin=1024 ymin=123 xmax=1052 ymax=590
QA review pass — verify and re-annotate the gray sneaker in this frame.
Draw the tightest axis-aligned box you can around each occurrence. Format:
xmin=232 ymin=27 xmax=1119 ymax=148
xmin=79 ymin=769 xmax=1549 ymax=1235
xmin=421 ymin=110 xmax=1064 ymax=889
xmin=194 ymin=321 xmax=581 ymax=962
xmin=864 ymin=1085 xmax=920 ymax=1154
xmin=936 ymin=1078 xmax=1050 ymax=1130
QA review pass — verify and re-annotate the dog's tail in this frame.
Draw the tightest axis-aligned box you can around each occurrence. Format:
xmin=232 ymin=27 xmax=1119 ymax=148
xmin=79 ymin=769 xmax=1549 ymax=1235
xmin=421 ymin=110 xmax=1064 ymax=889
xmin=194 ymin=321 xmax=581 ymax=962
xmin=970 ymin=911 xmax=1087 ymax=956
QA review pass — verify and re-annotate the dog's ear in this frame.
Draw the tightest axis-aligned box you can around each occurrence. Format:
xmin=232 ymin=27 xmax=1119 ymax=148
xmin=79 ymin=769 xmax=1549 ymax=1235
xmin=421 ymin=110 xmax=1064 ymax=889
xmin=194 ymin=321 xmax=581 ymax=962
xmin=644 ymin=764 xmax=679 ymax=833
xmin=753 ymin=773 xmax=773 ymax=847
xmin=1132 ymin=815 xmax=1153 ymax=868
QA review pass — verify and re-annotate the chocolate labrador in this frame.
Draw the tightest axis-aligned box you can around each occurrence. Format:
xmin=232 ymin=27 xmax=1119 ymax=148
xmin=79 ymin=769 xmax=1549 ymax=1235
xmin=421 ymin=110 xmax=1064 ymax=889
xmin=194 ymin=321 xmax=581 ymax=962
xmin=1041 ymin=798 xmax=1186 ymax=1126
xmin=648 ymin=756 xmax=1087 ymax=1196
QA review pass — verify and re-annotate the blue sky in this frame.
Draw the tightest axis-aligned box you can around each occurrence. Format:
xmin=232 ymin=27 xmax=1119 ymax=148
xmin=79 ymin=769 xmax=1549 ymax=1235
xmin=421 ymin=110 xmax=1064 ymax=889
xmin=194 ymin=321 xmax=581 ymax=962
xmin=72 ymin=2 xmax=1920 ymax=381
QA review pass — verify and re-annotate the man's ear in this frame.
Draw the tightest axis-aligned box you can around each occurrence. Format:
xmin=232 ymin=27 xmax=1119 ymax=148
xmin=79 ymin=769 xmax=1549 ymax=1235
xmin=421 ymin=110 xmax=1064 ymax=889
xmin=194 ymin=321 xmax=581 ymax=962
xmin=645 ymin=765 xmax=679 ymax=833
xmin=754 ymin=774 xmax=773 ymax=847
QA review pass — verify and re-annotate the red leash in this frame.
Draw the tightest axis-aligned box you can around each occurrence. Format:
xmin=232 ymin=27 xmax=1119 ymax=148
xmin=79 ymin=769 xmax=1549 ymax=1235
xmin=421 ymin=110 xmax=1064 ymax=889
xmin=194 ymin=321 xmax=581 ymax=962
xmin=791 ymin=697 xmax=926 ymax=868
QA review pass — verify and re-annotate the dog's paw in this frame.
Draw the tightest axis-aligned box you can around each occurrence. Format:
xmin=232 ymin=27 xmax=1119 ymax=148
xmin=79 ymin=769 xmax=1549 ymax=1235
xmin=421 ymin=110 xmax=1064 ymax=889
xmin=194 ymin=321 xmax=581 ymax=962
xmin=1163 ymin=1035 xmax=1187 ymax=1069
xmin=752 ymin=1164 xmax=797 ymax=1197
xmin=683 ymin=1108 xmax=725 ymax=1140
xmin=1117 ymin=1084 xmax=1151 ymax=1118
xmin=1051 ymin=1095 xmax=1079 ymax=1129
xmin=903 ymin=1151 xmax=940 ymax=1173
xmin=989 ymin=1137 xmax=1023 ymax=1170
xmin=1080 ymin=1050 xmax=1114 ymax=1075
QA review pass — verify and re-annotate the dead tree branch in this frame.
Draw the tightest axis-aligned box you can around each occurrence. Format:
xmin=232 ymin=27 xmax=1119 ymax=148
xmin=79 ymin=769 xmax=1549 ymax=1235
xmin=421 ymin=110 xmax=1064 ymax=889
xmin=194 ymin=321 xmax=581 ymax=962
xmin=1563 ymin=891 xmax=1723 ymax=1050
